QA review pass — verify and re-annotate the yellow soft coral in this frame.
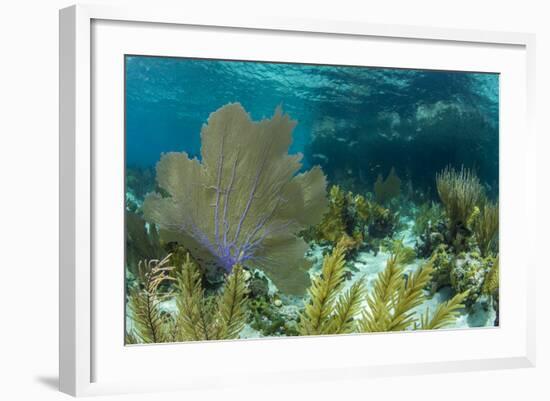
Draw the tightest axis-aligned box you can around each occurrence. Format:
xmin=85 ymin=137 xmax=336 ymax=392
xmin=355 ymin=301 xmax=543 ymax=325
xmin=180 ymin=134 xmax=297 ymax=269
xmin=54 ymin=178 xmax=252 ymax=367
xmin=299 ymin=241 xmax=366 ymax=335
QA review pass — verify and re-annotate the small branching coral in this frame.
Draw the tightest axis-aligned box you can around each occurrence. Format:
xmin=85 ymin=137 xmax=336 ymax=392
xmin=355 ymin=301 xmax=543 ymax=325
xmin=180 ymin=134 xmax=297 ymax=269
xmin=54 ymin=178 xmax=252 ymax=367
xmin=298 ymin=241 xmax=366 ymax=335
xmin=174 ymin=253 xmax=248 ymax=341
xmin=144 ymin=103 xmax=327 ymax=295
xmin=473 ymin=200 xmax=499 ymax=257
xmin=374 ymin=167 xmax=401 ymax=205
xmin=436 ymin=166 xmax=486 ymax=250
xmin=127 ymin=255 xmax=176 ymax=344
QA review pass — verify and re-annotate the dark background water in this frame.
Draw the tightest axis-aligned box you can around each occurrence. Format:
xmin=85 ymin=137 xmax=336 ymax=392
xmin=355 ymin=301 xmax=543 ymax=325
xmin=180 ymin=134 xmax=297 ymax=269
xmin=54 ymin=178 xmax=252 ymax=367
xmin=125 ymin=56 xmax=499 ymax=197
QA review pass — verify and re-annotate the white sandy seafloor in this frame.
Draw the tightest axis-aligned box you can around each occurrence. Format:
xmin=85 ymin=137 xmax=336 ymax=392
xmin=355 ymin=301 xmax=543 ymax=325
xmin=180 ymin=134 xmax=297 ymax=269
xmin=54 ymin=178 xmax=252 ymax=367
xmin=238 ymin=217 xmax=496 ymax=340
xmin=306 ymin=216 xmax=497 ymax=331
xmin=126 ymin=216 xmax=496 ymax=340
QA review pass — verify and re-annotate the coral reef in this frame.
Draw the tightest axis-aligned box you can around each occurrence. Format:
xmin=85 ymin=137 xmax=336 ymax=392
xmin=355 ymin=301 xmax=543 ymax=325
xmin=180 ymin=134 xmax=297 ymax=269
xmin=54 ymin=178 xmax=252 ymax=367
xmin=429 ymin=244 xmax=454 ymax=290
xmin=436 ymin=166 xmax=486 ymax=251
xmin=143 ymin=103 xmax=327 ymax=295
xmin=429 ymin=244 xmax=498 ymax=309
xmin=374 ymin=167 xmax=401 ymax=205
xmin=305 ymin=185 xmax=367 ymax=253
xmin=312 ymin=185 xmax=354 ymax=245
xmin=248 ymin=297 xmax=300 ymax=337
xmin=244 ymin=269 xmax=301 ymax=337
xmin=416 ymin=168 xmax=501 ymax=313
xmin=124 ymin=60 xmax=500 ymax=343
xmin=305 ymin=185 xmax=398 ymax=257
xmin=449 ymin=254 xmax=493 ymax=308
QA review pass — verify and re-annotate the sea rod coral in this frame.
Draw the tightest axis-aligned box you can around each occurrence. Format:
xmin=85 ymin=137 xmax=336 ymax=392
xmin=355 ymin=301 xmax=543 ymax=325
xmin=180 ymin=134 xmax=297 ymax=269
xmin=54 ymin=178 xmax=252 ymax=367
xmin=143 ymin=103 xmax=327 ymax=295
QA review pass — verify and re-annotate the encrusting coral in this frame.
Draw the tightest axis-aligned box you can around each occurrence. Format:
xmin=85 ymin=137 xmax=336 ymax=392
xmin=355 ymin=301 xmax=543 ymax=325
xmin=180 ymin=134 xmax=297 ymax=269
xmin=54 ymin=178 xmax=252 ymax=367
xmin=429 ymin=244 xmax=498 ymax=309
xmin=143 ymin=103 xmax=327 ymax=295
xmin=374 ymin=167 xmax=401 ymax=205
xmin=449 ymin=254 xmax=493 ymax=308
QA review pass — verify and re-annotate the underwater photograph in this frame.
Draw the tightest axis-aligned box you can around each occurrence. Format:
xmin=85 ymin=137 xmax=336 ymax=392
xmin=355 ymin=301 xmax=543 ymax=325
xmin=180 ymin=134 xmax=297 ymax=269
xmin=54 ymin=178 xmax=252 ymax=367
xmin=124 ymin=55 xmax=499 ymax=345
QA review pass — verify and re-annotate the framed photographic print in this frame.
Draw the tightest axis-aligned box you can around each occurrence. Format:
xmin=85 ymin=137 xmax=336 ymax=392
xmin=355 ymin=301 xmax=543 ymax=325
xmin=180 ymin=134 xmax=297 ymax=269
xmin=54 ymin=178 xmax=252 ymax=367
xmin=59 ymin=4 xmax=536 ymax=396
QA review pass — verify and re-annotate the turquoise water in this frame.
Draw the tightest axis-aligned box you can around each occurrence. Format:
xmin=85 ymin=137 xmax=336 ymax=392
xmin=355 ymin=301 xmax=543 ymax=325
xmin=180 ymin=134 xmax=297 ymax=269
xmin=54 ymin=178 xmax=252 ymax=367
xmin=125 ymin=56 xmax=499 ymax=194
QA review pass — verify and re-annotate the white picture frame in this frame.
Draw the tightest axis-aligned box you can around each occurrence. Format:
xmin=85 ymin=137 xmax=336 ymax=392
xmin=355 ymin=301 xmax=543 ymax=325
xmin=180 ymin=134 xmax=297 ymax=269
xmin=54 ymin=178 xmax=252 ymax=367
xmin=59 ymin=4 xmax=536 ymax=397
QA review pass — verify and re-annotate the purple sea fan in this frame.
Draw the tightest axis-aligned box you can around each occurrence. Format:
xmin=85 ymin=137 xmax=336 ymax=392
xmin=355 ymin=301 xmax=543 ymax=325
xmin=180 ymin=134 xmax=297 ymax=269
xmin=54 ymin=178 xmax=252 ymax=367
xmin=143 ymin=103 xmax=327 ymax=295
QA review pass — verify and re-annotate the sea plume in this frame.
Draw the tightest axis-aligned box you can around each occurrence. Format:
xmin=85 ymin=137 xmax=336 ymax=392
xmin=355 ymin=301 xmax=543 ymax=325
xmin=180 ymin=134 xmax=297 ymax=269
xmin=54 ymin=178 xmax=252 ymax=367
xmin=143 ymin=103 xmax=327 ymax=295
